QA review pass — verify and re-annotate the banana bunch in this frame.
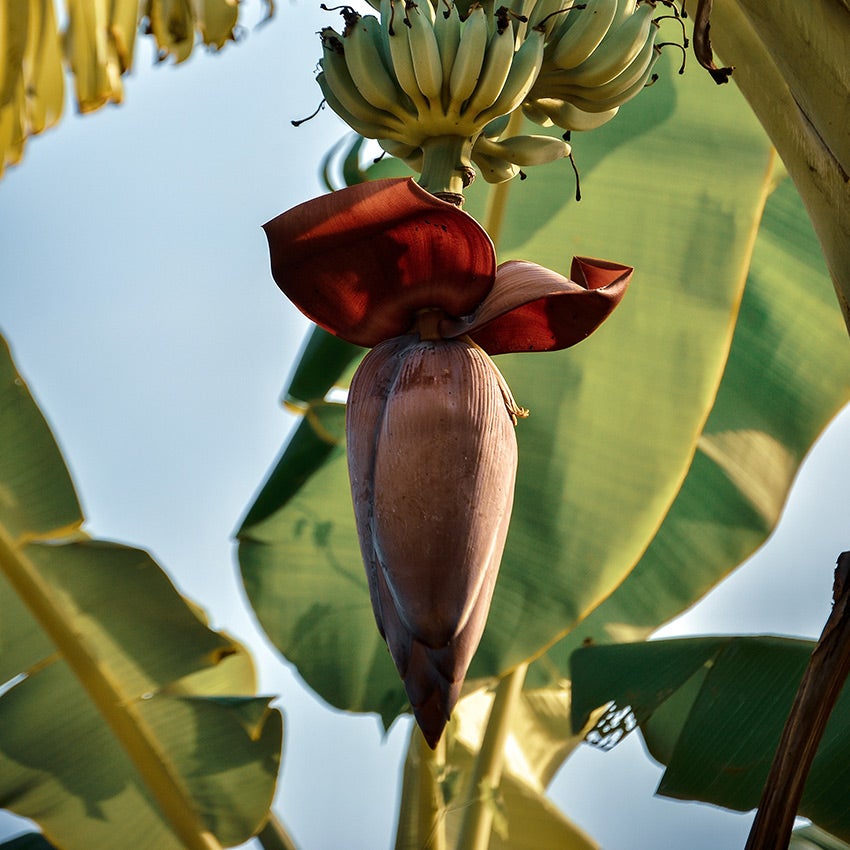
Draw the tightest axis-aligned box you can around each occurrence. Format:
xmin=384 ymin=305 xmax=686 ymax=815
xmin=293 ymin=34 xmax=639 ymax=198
xmin=522 ymin=0 xmax=662 ymax=132
xmin=316 ymin=0 xmax=556 ymax=189
xmin=316 ymin=0 xmax=668 ymax=188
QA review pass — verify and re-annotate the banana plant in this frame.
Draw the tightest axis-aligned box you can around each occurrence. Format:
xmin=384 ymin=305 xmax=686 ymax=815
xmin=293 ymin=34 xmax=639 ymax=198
xmin=239 ymin=0 xmax=850 ymax=845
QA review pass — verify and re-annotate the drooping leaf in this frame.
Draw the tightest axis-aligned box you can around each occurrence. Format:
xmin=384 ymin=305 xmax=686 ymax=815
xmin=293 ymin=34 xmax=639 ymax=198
xmin=538 ymin=169 xmax=850 ymax=672
xmin=711 ymin=0 xmax=850 ymax=333
xmin=240 ymin=53 xmax=780 ymax=717
xmin=0 ymin=334 xmax=282 ymax=850
xmin=394 ymin=685 xmax=600 ymax=850
xmin=1 ymin=0 xmax=261 ymax=178
xmin=570 ymin=637 xmax=850 ymax=841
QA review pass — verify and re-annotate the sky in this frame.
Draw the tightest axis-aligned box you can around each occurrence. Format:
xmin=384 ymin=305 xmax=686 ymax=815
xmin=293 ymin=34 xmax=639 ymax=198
xmin=1 ymin=2 xmax=849 ymax=847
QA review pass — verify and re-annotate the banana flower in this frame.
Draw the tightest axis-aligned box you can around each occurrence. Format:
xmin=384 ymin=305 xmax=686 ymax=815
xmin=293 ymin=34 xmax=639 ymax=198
xmin=264 ymin=177 xmax=631 ymax=746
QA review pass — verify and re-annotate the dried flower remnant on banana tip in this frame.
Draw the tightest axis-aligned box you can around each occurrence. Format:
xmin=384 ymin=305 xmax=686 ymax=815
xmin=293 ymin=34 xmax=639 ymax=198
xmin=307 ymin=0 xmax=685 ymax=193
xmin=263 ymin=178 xmax=632 ymax=746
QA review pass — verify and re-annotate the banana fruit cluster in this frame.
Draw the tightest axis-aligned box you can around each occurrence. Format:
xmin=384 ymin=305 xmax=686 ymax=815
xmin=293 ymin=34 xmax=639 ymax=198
xmin=315 ymin=0 xmax=665 ymax=185
xmin=524 ymin=0 xmax=662 ymax=132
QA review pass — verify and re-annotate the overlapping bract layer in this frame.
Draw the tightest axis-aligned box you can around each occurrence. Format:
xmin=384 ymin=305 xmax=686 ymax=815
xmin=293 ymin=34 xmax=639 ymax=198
xmin=315 ymin=0 xmax=663 ymax=182
xmin=264 ymin=177 xmax=632 ymax=745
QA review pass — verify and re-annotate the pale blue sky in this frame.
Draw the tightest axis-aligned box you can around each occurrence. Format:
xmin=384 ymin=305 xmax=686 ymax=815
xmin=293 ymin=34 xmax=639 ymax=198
xmin=1 ymin=3 xmax=848 ymax=847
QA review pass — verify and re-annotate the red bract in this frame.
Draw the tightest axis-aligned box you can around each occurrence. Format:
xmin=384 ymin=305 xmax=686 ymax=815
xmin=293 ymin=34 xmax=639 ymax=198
xmin=264 ymin=177 xmax=633 ymax=747
xmin=263 ymin=177 xmax=632 ymax=354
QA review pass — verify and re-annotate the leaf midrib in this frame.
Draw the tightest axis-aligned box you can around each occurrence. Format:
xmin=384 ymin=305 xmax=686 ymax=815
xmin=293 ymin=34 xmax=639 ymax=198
xmin=0 ymin=522 xmax=223 ymax=850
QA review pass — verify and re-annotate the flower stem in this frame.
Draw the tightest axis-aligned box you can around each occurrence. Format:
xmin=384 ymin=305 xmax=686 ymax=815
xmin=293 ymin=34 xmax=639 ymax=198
xmin=455 ymin=663 xmax=529 ymax=850
xmin=417 ymin=135 xmax=475 ymax=202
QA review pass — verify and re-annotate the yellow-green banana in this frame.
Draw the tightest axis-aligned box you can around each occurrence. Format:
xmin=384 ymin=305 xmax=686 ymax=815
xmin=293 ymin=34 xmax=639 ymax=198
xmin=317 ymin=71 xmax=406 ymax=140
xmin=527 ymin=0 xmax=570 ymax=39
xmin=383 ymin=0 xmax=429 ymax=112
xmin=448 ymin=4 xmax=488 ymax=107
xmin=557 ymin=31 xmax=657 ymax=101
xmin=471 ymin=148 xmax=520 ymax=182
xmin=320 ymin=32 xmax=407 ymax=134
xmin=405 ymin=0 xmax=444 ymax=103
xmin=462 ymin=24 xmax=516 ymax=116
xmin=476 ymin=25 xmax=543 ymax=123
xmin=551 ymin=0 xmax=617 ymax=70
xmin=532 ymin=96 xmax=619 ymax=130
xmin=558 ymin=1 xmax=656 ymax=87
xmin=433 ymin=0 xmax=461 ymax=106
xmin=478 ymin=132 xmax=570 ymax=165
xmin=558 ymin=42 xmax=659 ymax=111
xmin=345 ymin=14 xmax=410 ymax=117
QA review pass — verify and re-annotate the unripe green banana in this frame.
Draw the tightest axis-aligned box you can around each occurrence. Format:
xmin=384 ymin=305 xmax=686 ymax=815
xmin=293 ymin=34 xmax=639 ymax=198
xmin=551 ymin=0 xmax=618 ymax=70
xmin=382 ymin=0 xmax=430 ymax=113
xmin=558 ymin=41 xmax=659 ymax=110
xmin=471 ymin=148 xmax=521 ymax=182
xmin=433 ymin=0 xmax=461 ymax=106
xmin=405 ymin=0 xmax=444 ymax=102
xmin=448 ymin=4 xmax=489 ymax=107
xmin=378 ymin=137 xmax=424 ymax=171
xmin=556 ymin=29 xmax=656 ymax=101
xmin=461 ymin=24 xmax=516 ymax=116
xmin=533 ymin=96 xmax=619 ymax=130
xmin=479 ymin=132 xmax=570 ymax=166
xmin=317 ymin=70 xmax=404 ymax=140
xmin=609 ymin=0 xmax=637 ymax=30
xmin=558 ymin=1 xmax=656 ymax=87
xmin=344 ymin=14 xmax=411 ymax=117
xmin=320 ymin=31 xmax=407 ymax=133
xmin=527 ymin=0 xmax=571 ymax=39
xmin=475 ymin=25 xmax=544 ymax=123
xmin=522 ymin=99 xmax=556 ymax=126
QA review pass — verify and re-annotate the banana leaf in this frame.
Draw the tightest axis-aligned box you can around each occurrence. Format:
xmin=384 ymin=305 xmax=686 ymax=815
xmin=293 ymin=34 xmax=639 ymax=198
xmin=569 ymin=636 xmax=850 ymax=841
xmin=537 ymin=165 xmax=850 ymax=675
xmin=0 ymin=0 xmax=264 ymax=178
xmin=710 ymin=0 xmax=850 ymax=333
xmin=0 ymin=334 xmax=282 ymax=850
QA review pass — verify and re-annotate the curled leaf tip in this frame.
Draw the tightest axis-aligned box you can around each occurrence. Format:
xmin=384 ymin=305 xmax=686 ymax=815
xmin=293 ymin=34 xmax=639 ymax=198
xmin=692 ymin=0 xmax=734 ymax=84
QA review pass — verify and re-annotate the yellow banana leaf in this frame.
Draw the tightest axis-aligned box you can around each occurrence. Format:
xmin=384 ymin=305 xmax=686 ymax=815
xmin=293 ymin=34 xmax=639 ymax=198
xmin=710 ymin=0 xmax=850 ymax=332
xmin=394 ymin=686 xmax=599 ymax=850
xmin=0 ymin=335 xmax=283 ymax=850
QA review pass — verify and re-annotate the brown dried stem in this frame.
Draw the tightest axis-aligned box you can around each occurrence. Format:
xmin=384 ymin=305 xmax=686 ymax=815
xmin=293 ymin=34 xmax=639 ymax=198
xmin=745 ymin=551 xmax=850 ymax=849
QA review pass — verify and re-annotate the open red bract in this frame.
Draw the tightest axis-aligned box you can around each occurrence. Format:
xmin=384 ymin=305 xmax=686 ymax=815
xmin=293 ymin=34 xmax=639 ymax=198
xmin=264 ymin=177 xmax=633 ymax=352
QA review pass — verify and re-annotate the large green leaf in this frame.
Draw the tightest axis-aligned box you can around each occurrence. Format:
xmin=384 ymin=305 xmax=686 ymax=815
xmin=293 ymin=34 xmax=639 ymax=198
xmin=240 ymin=54 xmax=779 ymax=716
xmin=0 ymin=335 xmax=282 ymax=850
xmin=538 ymin=170 xmax=850 ymax=671
xmin=711 ymin=0 xmax=850 ymax=332
xmin=570 ymin=637 xmax=850 ymax=840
